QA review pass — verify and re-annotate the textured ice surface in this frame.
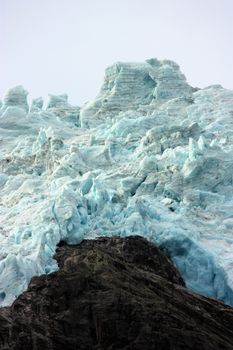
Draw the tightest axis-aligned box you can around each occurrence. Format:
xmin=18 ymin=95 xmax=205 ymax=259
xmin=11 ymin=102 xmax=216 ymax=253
xmin=30 ymin=97 xmax=43 ymax=112
xmin=1 ymin=59 xmax=233 ymax=306
xmin=1 ymin=85 xmax=29 ymax=114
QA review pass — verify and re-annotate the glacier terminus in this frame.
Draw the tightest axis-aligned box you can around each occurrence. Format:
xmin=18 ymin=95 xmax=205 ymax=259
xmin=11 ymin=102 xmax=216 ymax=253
xmin=1 ymin=58 xmax=233 ymax=306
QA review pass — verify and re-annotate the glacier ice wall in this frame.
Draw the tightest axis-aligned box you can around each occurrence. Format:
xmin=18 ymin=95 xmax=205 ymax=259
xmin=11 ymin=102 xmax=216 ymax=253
xmin=1 ymin=60 xmax=233 ymax=306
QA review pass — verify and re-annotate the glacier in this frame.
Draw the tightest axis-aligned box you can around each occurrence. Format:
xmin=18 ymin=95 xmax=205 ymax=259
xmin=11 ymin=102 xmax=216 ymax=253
xmin=1 ymin=58 xmax=233 ymax=306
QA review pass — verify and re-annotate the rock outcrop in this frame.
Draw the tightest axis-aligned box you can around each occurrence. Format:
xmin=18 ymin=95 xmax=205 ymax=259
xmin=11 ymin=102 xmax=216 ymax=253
xmin=0 ymin=236 xmax=233 ymax=350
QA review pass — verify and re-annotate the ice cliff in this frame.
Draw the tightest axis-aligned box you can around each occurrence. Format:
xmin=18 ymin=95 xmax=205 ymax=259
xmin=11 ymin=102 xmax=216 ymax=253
xmin=0 ymin=59 xmax=233 ymax=306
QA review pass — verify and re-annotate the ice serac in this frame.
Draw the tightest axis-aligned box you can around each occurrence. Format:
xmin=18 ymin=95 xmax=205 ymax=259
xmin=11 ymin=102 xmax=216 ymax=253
xmin=46 ymin=93 xmax=70 ymax=109
xmin=1 ymin=58 xmax=233 ymax=307
xmin=80 ymin=58 xmax=192 ymax=128
xmin=45 ymin=93 xmax=80 ymax=124
xmin=1 ymin=85 xmax=29 ymax=114
xmin=30 ymin=97 xmax=43 ymax=112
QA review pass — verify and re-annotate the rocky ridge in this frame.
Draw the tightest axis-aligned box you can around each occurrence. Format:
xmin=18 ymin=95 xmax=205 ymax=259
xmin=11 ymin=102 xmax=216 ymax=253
xmin=1 ymin=236 xmax=233 ymax=350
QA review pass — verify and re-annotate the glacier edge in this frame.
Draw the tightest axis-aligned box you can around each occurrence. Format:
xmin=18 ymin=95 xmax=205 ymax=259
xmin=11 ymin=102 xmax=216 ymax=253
xmin=1 ymin=59 xmax=233 ymax=306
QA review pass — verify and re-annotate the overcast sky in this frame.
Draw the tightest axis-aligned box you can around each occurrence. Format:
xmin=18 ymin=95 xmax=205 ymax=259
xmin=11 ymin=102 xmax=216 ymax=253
xmin=1 ymin=0 xmax=233 ymax=105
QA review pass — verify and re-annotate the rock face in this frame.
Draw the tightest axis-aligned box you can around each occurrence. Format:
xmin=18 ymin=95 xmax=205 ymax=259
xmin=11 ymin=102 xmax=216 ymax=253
xmin=0 ymin=236 xmax=233 ymax=350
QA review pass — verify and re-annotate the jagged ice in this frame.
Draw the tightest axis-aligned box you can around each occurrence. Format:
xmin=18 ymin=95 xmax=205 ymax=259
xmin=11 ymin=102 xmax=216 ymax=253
xmin=0 ymin=58 xmax=233 ymax=306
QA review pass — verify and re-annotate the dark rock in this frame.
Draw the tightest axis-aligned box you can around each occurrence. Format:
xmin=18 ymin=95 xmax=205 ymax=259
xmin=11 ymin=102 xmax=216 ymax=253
xmin=0 ymin=236 xmax=233 ymax=349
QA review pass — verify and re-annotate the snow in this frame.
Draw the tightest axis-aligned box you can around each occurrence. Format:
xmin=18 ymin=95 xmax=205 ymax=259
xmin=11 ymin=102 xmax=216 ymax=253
xmin=1 ymin=59 xmax=233 ymax=306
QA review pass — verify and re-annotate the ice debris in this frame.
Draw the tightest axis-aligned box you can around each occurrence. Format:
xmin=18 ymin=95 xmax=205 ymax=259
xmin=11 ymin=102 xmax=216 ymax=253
xmin=1 ymin=58 xmax=233 ymax=307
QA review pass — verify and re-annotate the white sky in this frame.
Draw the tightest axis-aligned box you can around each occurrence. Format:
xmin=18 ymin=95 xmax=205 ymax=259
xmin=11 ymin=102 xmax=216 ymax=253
xmin=1 ymin=0 xmax=233 ymax=106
